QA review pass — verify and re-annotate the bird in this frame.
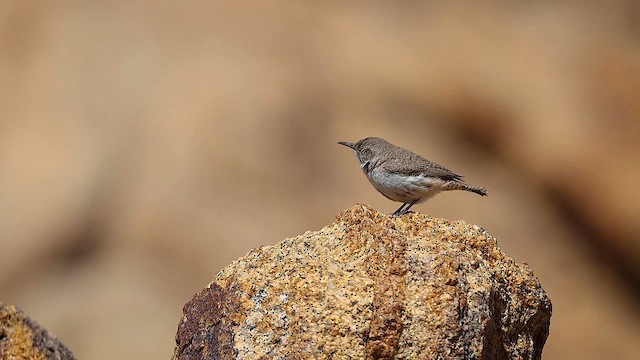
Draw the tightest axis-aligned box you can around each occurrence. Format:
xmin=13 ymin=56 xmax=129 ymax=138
xmin=338 ymin=137 xmax=487 ymax=215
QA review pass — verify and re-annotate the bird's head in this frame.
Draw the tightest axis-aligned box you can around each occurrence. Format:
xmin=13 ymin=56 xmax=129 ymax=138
xmin=338 ymin=137 xmax=389 ymax=168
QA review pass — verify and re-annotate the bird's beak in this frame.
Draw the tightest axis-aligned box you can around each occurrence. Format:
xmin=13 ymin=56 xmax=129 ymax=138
xmin=337 ymin=141 xmax=355 ymax=149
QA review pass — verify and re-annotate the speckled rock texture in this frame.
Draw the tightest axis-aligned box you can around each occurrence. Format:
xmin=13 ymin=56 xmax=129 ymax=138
xmin=174 ymin=204 xmax=551 ymax=360
xmin=0 ymin=302 xmax=75 ymax=360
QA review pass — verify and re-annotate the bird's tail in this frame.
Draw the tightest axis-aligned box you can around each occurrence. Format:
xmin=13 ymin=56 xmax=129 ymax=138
xmin=466 ymin=185 xmax=488 ymax=196
xmin=444 ymin=181 xmax=488 ymax=196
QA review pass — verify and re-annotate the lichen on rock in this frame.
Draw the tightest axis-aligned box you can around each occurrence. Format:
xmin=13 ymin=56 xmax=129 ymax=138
xmin=0 ymin=302 xmax=75 ymax=360
xmin=173 ymin=204 xmax=552 ymax=359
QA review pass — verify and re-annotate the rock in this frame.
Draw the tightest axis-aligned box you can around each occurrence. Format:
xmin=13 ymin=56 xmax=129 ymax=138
xmin=0 ymin=302 xmax=75 ymax=360
xmin=173 ymin=204 xmax=552 ymax=359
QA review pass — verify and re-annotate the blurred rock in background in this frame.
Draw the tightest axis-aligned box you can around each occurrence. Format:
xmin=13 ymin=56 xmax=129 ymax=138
xmin=0 ymin=302 xmax=76 ymax=359
xmin=0 ymin=1 xmax=638 ymax=359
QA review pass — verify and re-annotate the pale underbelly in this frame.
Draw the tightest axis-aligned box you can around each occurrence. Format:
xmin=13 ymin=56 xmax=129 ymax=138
xmin=367 ymin=170 xmax=445 ymax=203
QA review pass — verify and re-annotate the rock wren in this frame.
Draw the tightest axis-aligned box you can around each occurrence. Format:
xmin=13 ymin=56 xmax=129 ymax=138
xmin=338 ymin=137 xmax=488 ymax=215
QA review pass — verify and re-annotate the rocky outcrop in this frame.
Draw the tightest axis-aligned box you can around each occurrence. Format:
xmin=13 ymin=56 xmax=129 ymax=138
xmin=0 ymin=302 xmax=75 ymax=360
xmin=174 ymin=204 xmax=551 ymax=359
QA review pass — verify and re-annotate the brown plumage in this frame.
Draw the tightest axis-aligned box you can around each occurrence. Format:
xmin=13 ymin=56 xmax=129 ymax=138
xmin=338 ymin=137 xmax=487 ymax=215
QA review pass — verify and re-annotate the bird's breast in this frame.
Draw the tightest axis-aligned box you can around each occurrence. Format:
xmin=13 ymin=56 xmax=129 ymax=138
xmin=366 ymin=169 xmax=442 ymax=203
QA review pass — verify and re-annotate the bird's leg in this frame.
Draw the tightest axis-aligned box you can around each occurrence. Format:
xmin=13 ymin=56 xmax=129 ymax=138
xmin=401 ymin=199 xmax=420 ymax=214
xmin=392 ymin=203 xmax=407 ymax=216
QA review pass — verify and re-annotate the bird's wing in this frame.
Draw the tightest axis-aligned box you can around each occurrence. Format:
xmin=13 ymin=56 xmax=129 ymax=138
xmin=384 ymin=151 xmax=464 ymax=181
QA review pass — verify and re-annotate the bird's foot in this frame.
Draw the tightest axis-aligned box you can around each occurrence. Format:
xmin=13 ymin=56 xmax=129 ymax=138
xmin=391 ymin=199 xmax=419 ymax=216
xmin=391 ymin=209 xmax=414 ymax=216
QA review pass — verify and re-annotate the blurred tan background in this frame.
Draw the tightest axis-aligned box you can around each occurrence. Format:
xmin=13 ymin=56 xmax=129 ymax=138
xmin=1 ymin=1 xmax=639 ymax=359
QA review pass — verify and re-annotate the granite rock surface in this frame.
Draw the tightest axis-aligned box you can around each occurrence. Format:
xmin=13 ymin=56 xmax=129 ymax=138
xmin=0 ymin=302 xmax=75 ymax=360
xmin=174 ymin=204 xmax=551 ymax=359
